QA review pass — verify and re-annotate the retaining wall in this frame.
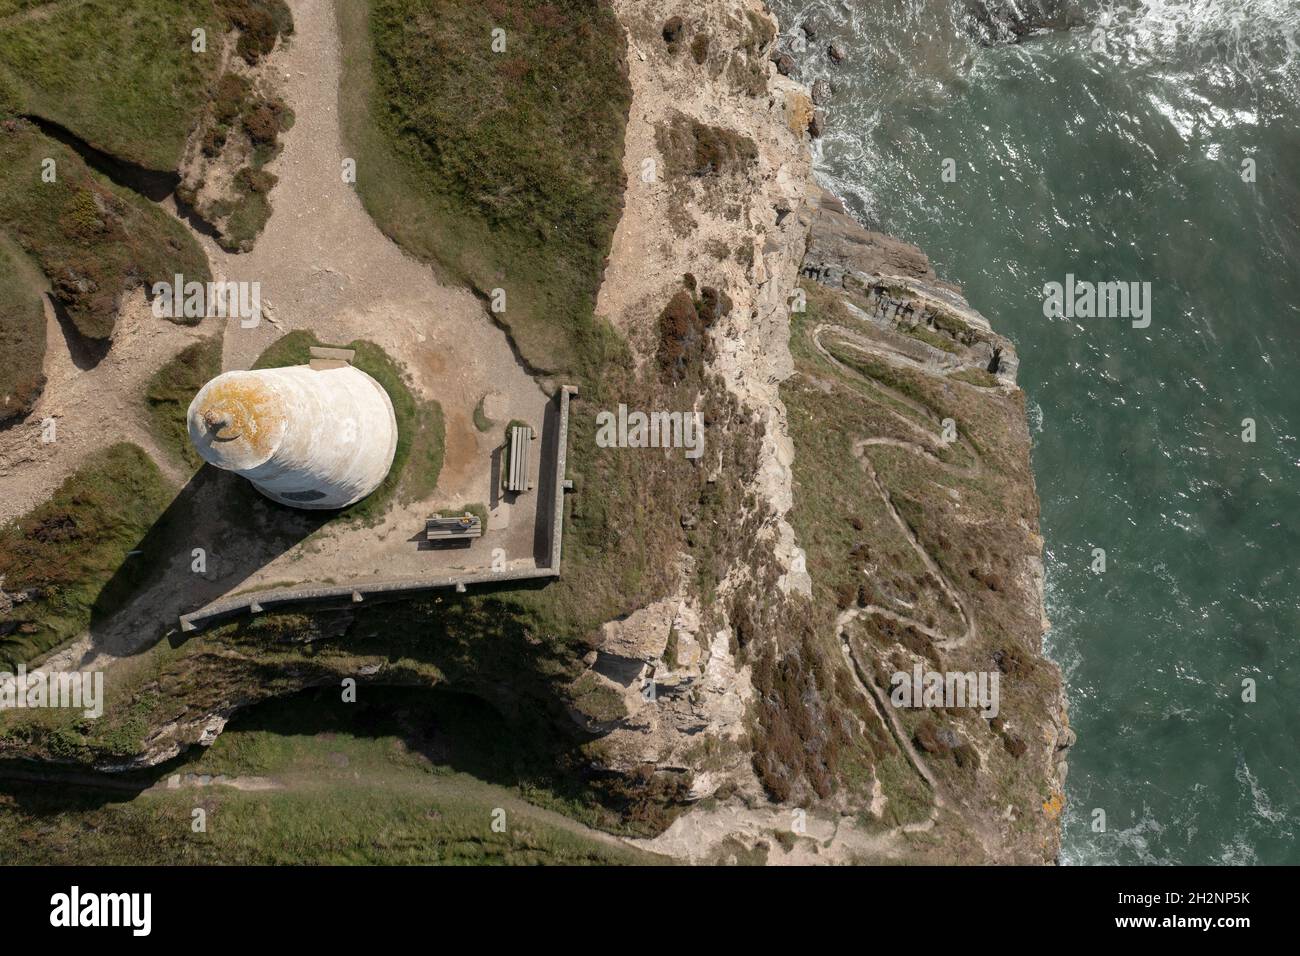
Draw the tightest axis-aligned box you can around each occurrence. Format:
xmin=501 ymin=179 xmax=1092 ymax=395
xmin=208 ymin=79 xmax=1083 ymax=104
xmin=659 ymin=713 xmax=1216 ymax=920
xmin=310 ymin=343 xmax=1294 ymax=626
xmin=179 ymin=385 xmax=578 ymax=633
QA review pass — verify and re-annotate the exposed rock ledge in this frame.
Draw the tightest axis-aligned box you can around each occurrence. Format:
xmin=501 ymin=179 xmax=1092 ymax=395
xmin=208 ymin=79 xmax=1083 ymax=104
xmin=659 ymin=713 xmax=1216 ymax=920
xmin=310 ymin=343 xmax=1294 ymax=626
xmin=581 ymin=0 xmax=1070 ymax=864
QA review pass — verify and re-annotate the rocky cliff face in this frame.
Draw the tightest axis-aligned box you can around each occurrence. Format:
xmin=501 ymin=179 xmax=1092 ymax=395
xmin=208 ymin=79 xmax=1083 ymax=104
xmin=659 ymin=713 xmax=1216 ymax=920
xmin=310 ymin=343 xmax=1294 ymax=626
xmin=569 ymin=0 xmax=1071 ymax=863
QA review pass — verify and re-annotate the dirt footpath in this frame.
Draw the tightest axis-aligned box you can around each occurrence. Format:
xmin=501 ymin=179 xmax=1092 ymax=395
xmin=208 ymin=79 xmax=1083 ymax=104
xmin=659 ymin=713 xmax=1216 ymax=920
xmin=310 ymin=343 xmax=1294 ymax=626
xmin=203 ymin=0 xmax=546 ymax=509
xmin=0 ymin=294 xmax=208 ymax=526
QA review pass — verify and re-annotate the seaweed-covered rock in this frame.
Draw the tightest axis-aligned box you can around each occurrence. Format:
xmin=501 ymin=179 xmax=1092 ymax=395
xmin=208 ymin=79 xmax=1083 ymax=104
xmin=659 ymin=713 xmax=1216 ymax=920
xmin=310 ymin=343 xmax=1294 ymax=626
xmin=964 ymin=0 xmax=1086 ymax=46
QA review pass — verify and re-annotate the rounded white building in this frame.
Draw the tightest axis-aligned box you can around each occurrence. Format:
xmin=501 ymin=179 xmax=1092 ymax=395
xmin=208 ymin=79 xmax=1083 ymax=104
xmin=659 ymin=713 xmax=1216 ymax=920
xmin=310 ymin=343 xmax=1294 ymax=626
xmin=187 ymin=363 xmax=398 ymax=509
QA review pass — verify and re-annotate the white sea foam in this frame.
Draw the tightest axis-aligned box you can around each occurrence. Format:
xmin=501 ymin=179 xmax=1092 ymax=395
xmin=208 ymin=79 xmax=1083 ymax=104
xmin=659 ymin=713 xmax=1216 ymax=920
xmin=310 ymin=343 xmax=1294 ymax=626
xmin=1098 ymin=0 xmax=1300 ymax=83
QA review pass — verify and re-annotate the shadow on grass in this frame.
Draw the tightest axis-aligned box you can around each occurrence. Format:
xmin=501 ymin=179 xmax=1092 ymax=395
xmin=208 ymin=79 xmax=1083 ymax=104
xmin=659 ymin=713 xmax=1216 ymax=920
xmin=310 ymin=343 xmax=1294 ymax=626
xmin=86 ymin=465 xmax=332 ymax=659
xmin=0 ymin=681 xmax=587 ymax=819
xmin=49 ymin=296 xmax=109 ymax=370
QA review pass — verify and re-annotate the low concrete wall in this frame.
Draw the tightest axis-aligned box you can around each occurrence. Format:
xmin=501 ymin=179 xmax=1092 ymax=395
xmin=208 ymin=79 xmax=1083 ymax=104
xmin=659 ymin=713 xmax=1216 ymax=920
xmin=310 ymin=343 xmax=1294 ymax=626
xmin=179 ymin=385 xmax=578 ymax=633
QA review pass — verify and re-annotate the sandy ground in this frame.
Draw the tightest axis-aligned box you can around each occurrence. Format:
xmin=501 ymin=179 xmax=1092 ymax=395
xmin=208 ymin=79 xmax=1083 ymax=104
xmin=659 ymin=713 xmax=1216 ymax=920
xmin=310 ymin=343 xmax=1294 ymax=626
xmin=0 ymin=294 xmax=210 ymax=526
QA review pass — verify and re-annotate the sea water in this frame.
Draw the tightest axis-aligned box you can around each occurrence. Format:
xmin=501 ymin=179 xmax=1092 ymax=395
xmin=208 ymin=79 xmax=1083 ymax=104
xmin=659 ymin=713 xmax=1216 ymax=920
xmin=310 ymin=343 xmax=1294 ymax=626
xmin=769 ymin=0 xmax=1300 ymax=864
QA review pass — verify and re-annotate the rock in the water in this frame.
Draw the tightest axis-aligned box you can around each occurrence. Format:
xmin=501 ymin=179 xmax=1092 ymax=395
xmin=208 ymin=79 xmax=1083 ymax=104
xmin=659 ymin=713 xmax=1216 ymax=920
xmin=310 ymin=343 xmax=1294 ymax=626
xmin=808 ymin=109 xmax=826 ymax=139
xmin=964 ymin=0 xmax=1085 ymax=45
xmin=773 ymin=51 xmax=796 ymax=77
xmin=662 ymin=16 xmax=684 ymax=43
xmin=811 ymin=78 xmax=833 ymax=106
xmin=828 ymin=41 xmax=847 ymax=64
xmin=800 ymin=20 xmax=817 ymax=40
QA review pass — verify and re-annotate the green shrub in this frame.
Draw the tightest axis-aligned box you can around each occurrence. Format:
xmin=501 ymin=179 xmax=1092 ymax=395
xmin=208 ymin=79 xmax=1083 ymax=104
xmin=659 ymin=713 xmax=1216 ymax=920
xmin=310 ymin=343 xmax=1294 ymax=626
xmin=0 ymin=443 xmax=171 ymax=666
xmin=0 ymin=0 xmax=224 ymax=170
xmin=145 ymin=336 xmax=223 ymax=471
xmin=0 ymin=239 xmax=46 ymax=425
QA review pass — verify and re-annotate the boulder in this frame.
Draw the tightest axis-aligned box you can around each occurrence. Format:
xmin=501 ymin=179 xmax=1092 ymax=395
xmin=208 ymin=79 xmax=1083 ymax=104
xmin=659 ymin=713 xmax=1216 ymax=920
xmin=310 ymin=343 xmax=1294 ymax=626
xmin=964 ymin=0 xmax=1086 ymax=46
xmin=808 ymin=109 xmax=826 ymax=139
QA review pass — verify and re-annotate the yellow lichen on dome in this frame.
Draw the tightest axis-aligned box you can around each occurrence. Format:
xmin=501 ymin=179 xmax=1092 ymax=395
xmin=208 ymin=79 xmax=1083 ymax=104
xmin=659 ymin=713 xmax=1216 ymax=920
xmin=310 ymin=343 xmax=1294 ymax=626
xmin=195 ymin=376 xmax=283 ymax=458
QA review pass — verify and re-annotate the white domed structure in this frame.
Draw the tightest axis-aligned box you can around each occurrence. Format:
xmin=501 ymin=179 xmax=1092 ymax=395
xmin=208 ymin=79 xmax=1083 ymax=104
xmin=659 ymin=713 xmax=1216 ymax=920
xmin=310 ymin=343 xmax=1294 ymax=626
xmin=187 ymin=363 xmax=398 ymax=510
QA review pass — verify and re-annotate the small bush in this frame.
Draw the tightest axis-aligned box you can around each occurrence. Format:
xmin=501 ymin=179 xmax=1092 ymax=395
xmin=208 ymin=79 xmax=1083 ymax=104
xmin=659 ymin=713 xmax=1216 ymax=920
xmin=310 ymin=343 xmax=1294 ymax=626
xmin=212 ymin=73 xmax=251 ymax=125
xmin=656 ymin=290 xmax=701 ymax=380
xmin=690 ymin=33 xmax=710 ymax=65
xmin=243 ymin=104 xmax=279 ymax=146
xmin=219 ymin=0 xmax=293 ymax=64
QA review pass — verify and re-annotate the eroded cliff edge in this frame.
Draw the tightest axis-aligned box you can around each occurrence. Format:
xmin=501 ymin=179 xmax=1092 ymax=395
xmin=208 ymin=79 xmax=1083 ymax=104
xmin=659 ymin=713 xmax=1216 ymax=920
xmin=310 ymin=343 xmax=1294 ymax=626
xmin=576 ymin=0 xmax=1072 ymax=864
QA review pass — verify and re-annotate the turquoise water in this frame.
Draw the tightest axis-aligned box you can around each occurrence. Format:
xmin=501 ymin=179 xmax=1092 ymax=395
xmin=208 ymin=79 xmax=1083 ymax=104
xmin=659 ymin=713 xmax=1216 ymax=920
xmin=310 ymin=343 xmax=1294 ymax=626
xmin=772 ymin=0 xmax=1300 ymax=863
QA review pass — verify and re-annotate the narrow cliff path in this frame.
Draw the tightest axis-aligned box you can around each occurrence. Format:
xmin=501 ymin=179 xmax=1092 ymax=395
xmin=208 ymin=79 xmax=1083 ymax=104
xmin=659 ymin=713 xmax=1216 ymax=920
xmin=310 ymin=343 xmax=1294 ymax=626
xmin=810 ymin=321 xmax=981 ymax=651
xmin=807 ymin=319 xmax=1011 ymax=859
xmin=639 ymin=318 xmax=1008 ymax=864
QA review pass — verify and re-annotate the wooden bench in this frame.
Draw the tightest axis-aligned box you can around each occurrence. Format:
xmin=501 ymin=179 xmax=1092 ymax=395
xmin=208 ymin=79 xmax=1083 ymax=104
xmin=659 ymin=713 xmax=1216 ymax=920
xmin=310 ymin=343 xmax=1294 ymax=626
xmin=426 ymin=514 xmax=482 ymax=540
xmin=505 ymin=424 xmax=534 ymax=493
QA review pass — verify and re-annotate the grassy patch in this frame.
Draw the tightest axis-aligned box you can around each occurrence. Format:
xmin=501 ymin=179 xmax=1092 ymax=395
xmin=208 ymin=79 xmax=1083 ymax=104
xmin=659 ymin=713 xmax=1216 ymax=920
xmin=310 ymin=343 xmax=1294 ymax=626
xmin=0 ymin=119 xmax=211 ymax=340
xmin=901 ymin=323 xmax=961 ymax=354
xmin=472 ymin=394 xmax=493 ymax=432
xmin=0 ymin=0 xmax=223 ymax=170
xmin=252 ymin=330 xmax=444 ymax=516
xmin=0 ymin=443 xmax=172 ymax=666
xmin=0 ymin=235 xmax=46 ymax=425
xmin=336 ymin=0 xmax=630 ymax=375
xmin=0 ymin=686 xmax=661 ymax=864
xmin=145 ymin=336 xmax=224 ymax=472
xmin=951 ymin=367 xmax=1000 ymax=388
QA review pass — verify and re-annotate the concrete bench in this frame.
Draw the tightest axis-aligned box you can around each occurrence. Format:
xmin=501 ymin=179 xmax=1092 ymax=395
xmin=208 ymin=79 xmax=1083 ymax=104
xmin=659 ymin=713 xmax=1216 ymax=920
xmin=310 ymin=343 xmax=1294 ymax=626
xmin=308 ymin=346 xmax=356 ymax=370
xmin=426 ymin=514 xmax=482 ymax=540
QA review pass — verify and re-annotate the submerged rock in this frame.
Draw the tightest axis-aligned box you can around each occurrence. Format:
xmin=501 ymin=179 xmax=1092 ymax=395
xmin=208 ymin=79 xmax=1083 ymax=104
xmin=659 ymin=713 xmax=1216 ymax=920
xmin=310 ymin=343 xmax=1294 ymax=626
xmin=808 ymin=109 xmax=826 ymax=139
xmin=964 ymin=0 xmax=1086 ymax=45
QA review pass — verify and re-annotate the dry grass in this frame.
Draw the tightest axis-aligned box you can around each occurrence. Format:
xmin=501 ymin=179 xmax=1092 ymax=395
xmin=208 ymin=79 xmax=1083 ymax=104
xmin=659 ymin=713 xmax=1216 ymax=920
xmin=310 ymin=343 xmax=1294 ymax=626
xmin=0 ymin=234 xmax=46 ymax=425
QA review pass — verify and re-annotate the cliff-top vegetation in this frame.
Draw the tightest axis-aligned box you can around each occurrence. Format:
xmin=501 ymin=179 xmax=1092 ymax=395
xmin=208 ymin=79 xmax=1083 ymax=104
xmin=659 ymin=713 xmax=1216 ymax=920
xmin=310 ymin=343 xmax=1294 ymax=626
xmin=337 ymin=0 xmax=631 ymax=375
